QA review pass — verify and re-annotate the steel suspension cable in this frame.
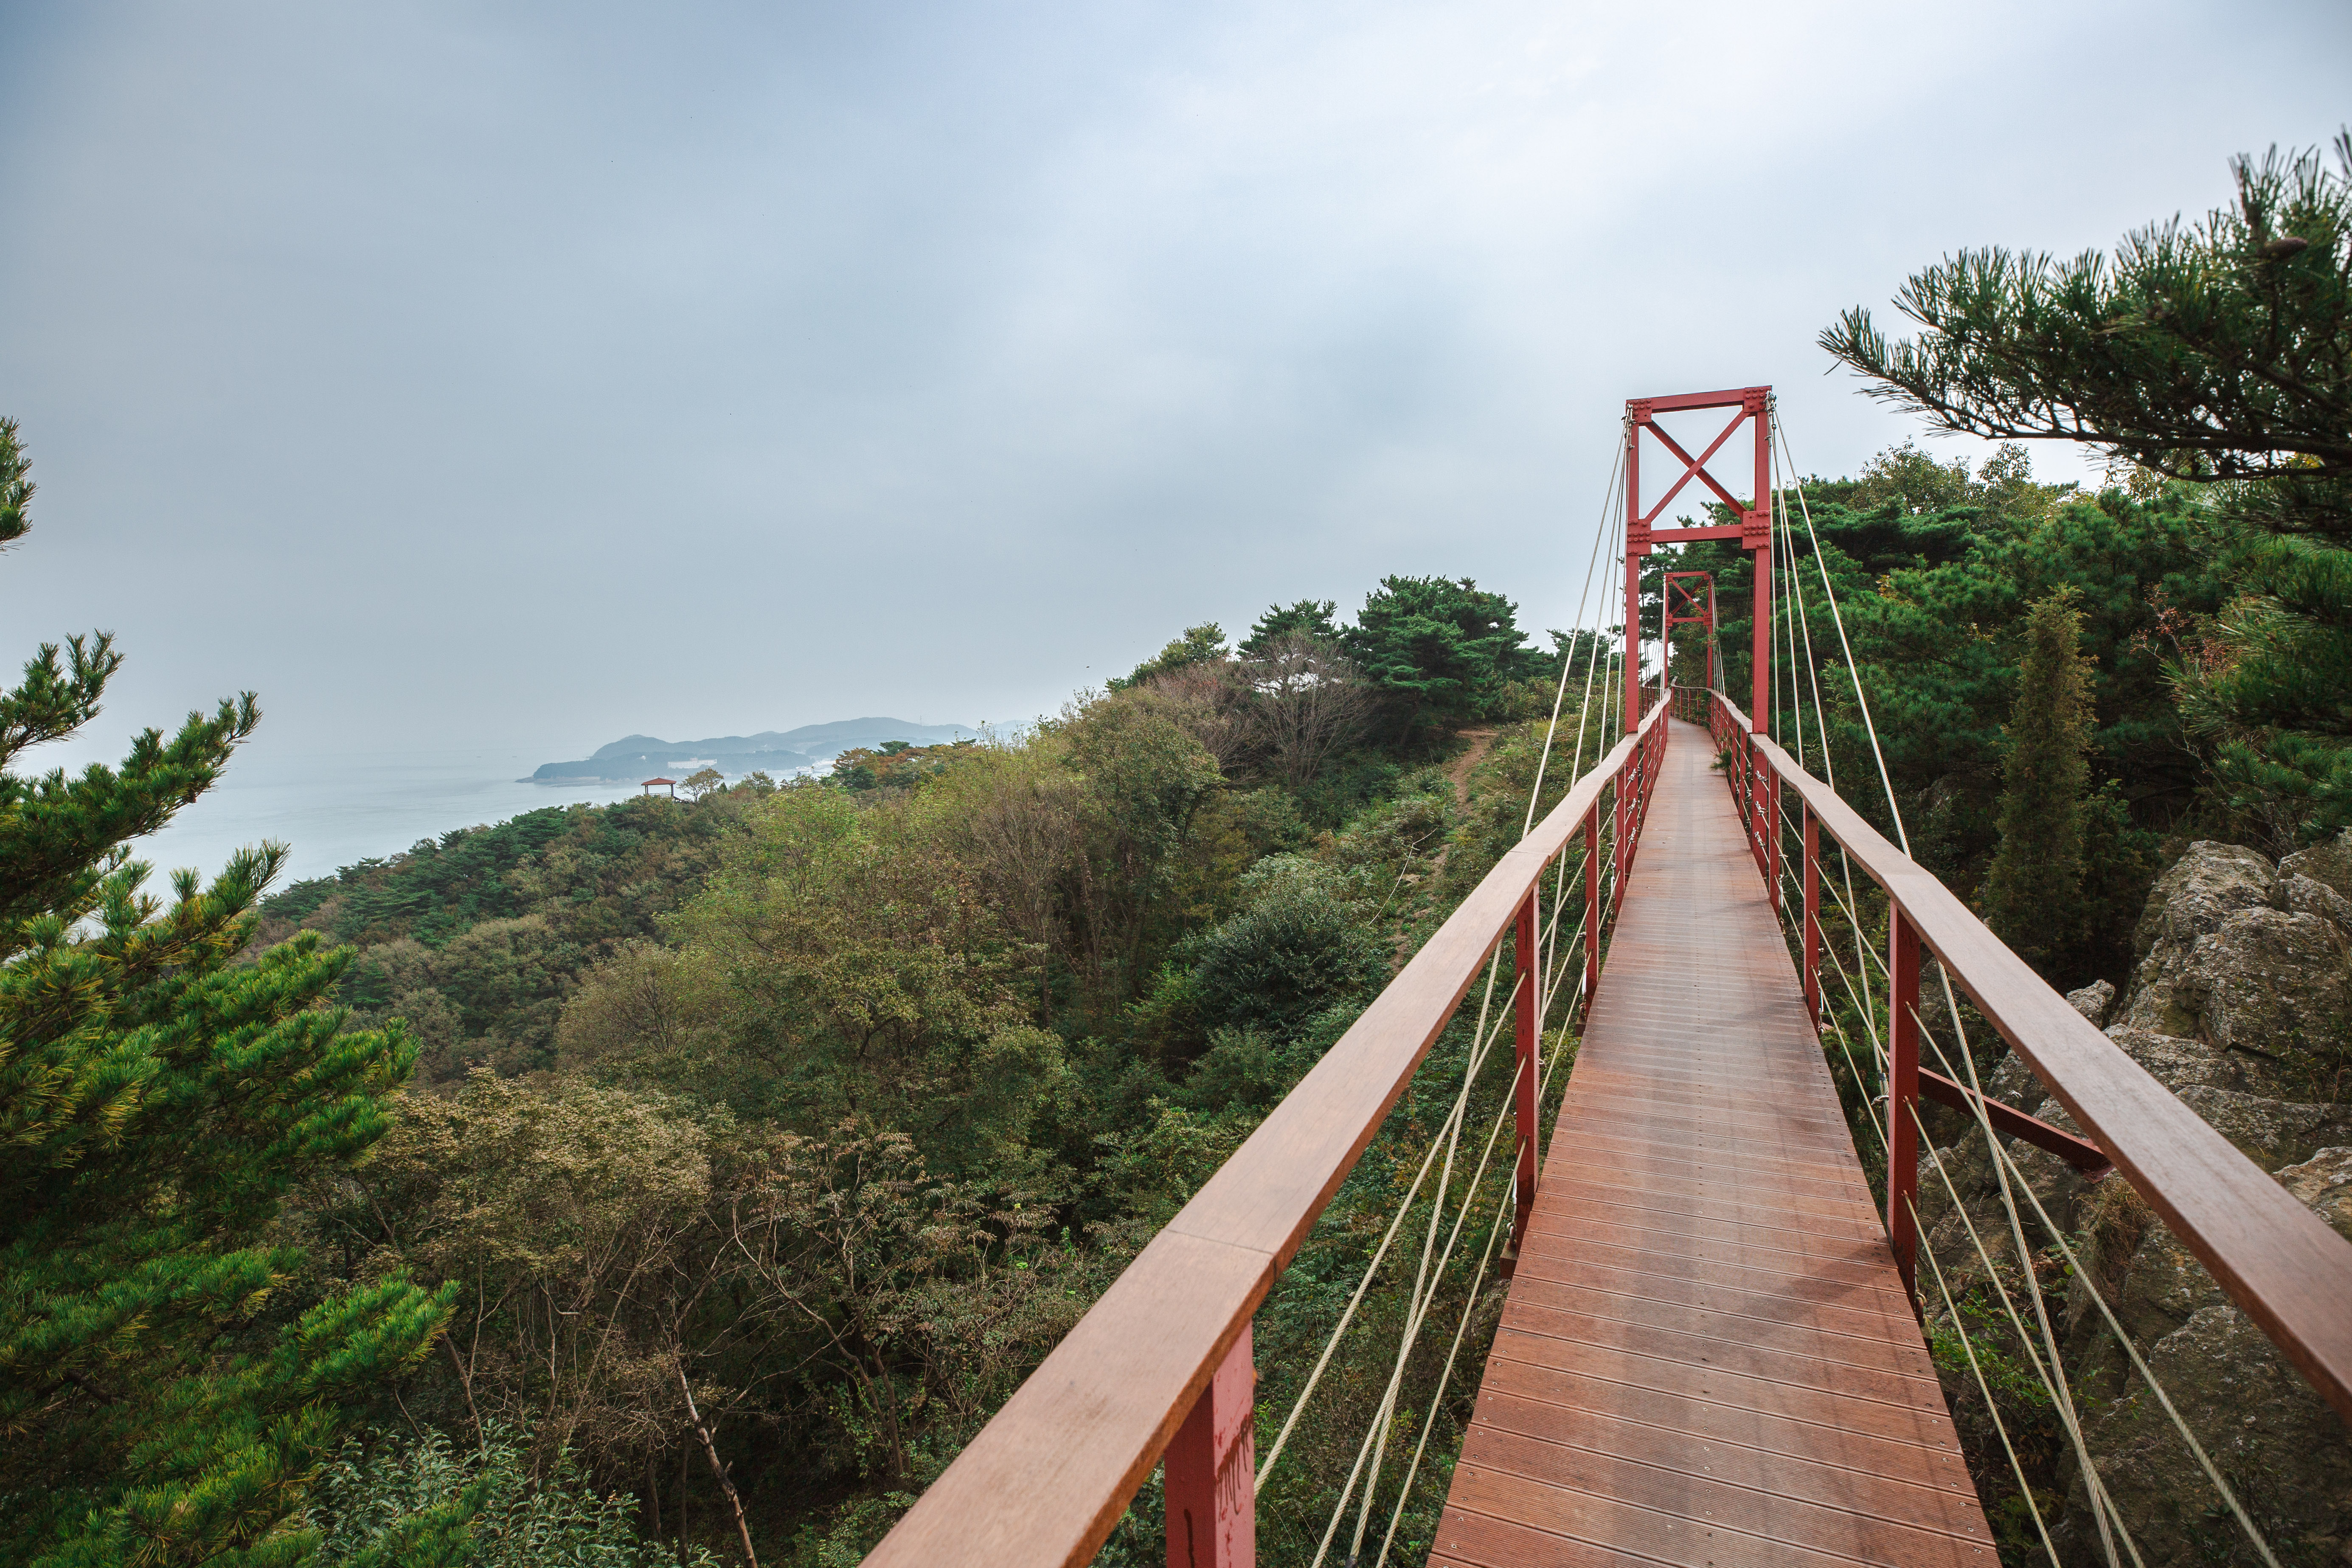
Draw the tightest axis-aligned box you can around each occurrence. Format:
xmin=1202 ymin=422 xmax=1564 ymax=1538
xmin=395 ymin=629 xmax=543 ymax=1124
xmin=1255 ymin=959 xmax=1514 ymax=1490
xmin=1768 ymin=419 xmax=1883 ymax=1026
xmin=1796 ymin=861 xmax=2132 ymax=1561
xmin=1771 ymin=410 xmax=1907 ymax=853
xmin=1530 ymin=468 xmax=1625 ymax=1034
xmin=1332 ymin=512 xmax=1645 ymax=1551
xmin=1910 ymin=1194 xmax=2068 ymax=1568
xmin=1921 ymin=1003 xmax=2284 ymax=1566
xmin=1767 ymin=413 xmax=2239 ymax=1562
xmin=1308 ymin=985 xmax=1530 ymax=1566
xmin=1525 ymin=442 xmax=1627 ymax=837
xmin=1368 ymin=894 xmax=1602 ymax=1567
xmin=1898 ymin=1087 xmax=2142 ymax=1568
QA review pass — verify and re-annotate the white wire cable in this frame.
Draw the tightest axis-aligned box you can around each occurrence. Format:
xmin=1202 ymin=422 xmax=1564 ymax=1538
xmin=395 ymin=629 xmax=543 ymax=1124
xmin=1925 ymin=1011 xmax=2284 ymax=1567
xmin=1768 ymin=413 xmax=2276 ymax=1566
xmin=1902 ymin=1041 xmax=2142 ymax=1568
xmin=1294 ymin=476 xmax=1644 ymax=1551
xmin=1371 ymin=1181 xmax=1509 ymax=1568
xmin=1307 ymin=1000 xmax=1528 ymax=1566
xmin=1520 ymin=456 xmax=1626 ymax=1045
xmin=1773 ymin=411 xmax=1908 ymax=854
xmin=1255 ymin=961 xmax=1517 ymax=1490
xmin=1525 ymin=444 xmax=1627 ymax=837
xmin=1910 ymin=1191 xmax=2068 ymax=1568
xmin=1337 ymin=1041 xmax=1525 ymax=1567
xmin=1770 ymin=416 xmax=2114 ymax=1557
xmin=1364 ymin=925 xmax=1596 ymax=1567
xmin=1329 ymin=765 xmax=1641 ymax=1559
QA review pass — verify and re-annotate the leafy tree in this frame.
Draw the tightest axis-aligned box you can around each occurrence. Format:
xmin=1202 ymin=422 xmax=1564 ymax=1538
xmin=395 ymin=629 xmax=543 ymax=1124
xmin=1981 ymin=592 xmax=2094 ymax=975
xmin=1237 ymin=599 xmax=1340 ymax=655
xmin=332 ymin=1071 xmax=756 ymax=1544
xmin=831 ymin=739 xmax=975 ymax=793
xmin=1108 ymin=623 xmax=1227 ymax=691
xmin=1823 ymin=135 xmax=2352 ymax=844
xmin=0 ymin=419 xmax=452 ymax=1566
xmin=1342 ymin=576 xmax=1541 ymax=738
xmin=1056 ymin=695 xmax=1226 ymax=1005
xmin=307 ymin=1424 xmax=717 ymax=1568
xmin=661 ymin=785 xmax=1071 ymax=1168
xmin=1821 ymin=138 xmax=2349 ymax=481
xmin=260 ymin=792 xmax=754 ymax=1081
xmin=1237 ymin=634 xmax=1371 ymax=789
xmin=1190 ymin=882 xmax=1387 ymax=1039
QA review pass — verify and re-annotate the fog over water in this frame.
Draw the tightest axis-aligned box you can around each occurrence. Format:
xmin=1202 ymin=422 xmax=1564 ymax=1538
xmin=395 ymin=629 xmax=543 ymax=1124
xmin=3 ymin=1 xmax=2345 ymax=880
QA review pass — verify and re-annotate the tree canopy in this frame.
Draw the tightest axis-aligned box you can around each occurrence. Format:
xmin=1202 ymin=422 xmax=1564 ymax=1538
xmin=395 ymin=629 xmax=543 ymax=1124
xmin=0 ymin=420 xmax=453 ymax=1567
xmin=1823 ymin=134 xmax=2352 ymax=845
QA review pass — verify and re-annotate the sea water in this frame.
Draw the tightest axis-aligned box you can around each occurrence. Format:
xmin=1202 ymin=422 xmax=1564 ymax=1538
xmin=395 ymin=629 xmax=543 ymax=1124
xmin=72 ymin=745 xmax=795 ymax=892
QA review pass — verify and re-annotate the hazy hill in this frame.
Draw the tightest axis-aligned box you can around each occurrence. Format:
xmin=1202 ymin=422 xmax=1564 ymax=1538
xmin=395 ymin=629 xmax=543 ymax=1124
xmin=526 ymin=717 xmax=978 ymax=781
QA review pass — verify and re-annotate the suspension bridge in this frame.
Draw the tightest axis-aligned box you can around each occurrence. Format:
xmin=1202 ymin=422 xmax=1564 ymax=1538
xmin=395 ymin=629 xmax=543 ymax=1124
xmin=866 ymin=388 xmax=2352 ymax=1568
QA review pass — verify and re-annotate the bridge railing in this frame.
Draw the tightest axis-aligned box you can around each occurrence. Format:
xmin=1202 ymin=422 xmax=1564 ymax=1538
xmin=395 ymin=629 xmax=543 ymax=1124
xmin=1694 ymin=685 xmax=2352 ymax=1426
xmin=864 ymin=699 xmax=1672 ymax=1568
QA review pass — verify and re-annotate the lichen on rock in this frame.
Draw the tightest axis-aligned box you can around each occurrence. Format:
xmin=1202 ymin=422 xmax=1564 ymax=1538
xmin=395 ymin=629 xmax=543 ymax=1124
xmin=2114 ymin=840 xmax=2351 ymax=1096
xmin=1921 ymin=838 xmax=2351 ymax=1564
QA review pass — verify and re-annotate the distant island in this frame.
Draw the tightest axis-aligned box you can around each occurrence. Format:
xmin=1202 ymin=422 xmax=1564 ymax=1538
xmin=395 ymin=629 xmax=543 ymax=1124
xmin=523 ymin=717 xmax=979 ymax=783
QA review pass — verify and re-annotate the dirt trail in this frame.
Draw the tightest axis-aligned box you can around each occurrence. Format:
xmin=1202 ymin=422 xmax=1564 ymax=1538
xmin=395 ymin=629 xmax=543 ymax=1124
xmin=1444 ymin=728 xmax=1498 ymax=807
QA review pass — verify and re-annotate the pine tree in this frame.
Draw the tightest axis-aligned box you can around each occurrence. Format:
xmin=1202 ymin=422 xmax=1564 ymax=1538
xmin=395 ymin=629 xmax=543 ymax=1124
xmin=1981 ymin=591 xmax=2094 ymax=975
xmin=1342 ymin=575 xmax=1540 ymax=736
xmin=1822 ymin=134 xmax=2352 ymax=842
xmin=0 ymin=419 xmax=460 ymax=1566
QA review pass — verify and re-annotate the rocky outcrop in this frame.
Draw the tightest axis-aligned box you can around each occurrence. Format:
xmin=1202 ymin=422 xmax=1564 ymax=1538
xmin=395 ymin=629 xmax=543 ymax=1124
xmin=2067 ymin=978 xmax=2115 ymax=1026
xmin=2053 ymin=1149 xmax=2352 ymax=1566
xmin=2114 ymin=837 xmax=2352 ymax=1096
xmin=1921 ymin=833 xmax=2352 ymax=1565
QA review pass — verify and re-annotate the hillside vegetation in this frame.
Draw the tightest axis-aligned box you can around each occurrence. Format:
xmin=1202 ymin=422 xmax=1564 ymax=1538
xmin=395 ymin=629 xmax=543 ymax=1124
xmin=3 ymin=135 xmax=2346 ymax=1568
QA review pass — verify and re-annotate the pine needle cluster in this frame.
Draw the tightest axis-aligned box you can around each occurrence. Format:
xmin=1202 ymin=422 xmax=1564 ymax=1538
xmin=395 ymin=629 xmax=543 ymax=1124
xmin=0 ymin=419 xmax=455 ymax=1567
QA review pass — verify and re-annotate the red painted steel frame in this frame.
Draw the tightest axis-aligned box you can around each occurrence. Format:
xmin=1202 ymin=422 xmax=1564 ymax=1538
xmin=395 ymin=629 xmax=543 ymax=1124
xmin=863 ymin=703 xmax=1675 ymax=1568
xmin=1886 ymin=912 xmax=1922 ymax=1296
xmin=1661 ymin=570 xmax=1717 ymax=691
xmin=1163 ymin=1324 xmax=1253 ymax=1568
xmin=1624 ymin=387 xmax=1771 ymax=736
xmin=1802 ymin=803 xmax=1820 ymax=1026
xmin=1507 ymin=893 xmax=1539 ymax=1275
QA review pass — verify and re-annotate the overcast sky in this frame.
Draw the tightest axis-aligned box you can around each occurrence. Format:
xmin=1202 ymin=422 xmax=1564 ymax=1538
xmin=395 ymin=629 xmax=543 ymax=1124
xmin=5 ymin=1 xmax=2346 ymax=767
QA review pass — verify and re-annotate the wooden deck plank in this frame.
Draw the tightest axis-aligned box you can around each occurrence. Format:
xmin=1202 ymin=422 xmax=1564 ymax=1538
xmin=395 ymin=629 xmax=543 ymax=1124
xmin=1475 ymin=1360 xmax=1975 ymax=1488
xmin=1436 ymin=718 xmax=1993 ymax=1565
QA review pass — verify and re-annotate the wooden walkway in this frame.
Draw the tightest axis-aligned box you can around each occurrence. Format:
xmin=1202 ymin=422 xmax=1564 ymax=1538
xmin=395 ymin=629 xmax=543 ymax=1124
xmin=1433 ymin=719 xmax=1993 ymax=1568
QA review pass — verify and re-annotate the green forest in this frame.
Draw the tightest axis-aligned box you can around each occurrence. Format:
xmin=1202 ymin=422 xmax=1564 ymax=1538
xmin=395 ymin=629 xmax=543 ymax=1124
xmin=2 ymin=138 xmax=2346 ymax=1566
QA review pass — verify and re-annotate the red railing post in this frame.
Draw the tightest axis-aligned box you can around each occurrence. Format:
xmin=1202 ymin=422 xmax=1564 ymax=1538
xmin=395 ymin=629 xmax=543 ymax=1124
xmin=1509 ymin=891 xmax=1539 ymax=1264
xmin=1766 ymin=762 xmax=1782 ymax=913
xmin=1886 ymin=911 xmax=1922 ymax=1300
xmin=1613 ymin=772 xmax=1627 ymax=909
xmin=1802 ymin=804 xmax=1820 ymax=1028
xmin=1582 ymin=807 xmax=1600 ymax=1010
xmin=1163 ymin=1324 xmax=1254 ymax=1568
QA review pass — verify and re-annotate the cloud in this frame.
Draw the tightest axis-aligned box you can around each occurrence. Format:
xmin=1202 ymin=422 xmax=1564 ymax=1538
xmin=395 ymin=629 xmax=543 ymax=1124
xmin=2 ymin=0 xmax=2345 ymax=775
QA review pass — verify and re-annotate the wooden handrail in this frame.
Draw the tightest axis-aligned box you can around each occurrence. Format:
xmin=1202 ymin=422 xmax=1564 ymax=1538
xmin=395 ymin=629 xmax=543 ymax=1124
xmin=1705 ymin=689 xmax=2352 ymax=1425
xmin=864 ymin=701 xmax=1672 ymax=1568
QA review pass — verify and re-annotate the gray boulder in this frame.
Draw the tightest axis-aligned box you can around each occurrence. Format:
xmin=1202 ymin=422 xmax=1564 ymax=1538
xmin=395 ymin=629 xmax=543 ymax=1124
xmin=2113 ymin=840 xmax=2350 ymax=1095
xmin=2102 ymin=1024 xmax=2283 ymax=1095
xmin=2068 ymin=978 xmax=2116 ymax=1026
xmin=2175 ymin=911 xmax=2351 ymax=1086
xmin=1933 ymin=840 xmax=2352 ymax=1562
xmin=2170 ymin=1087 xmax=2352 ymax=1172
xmin=2285 ymin=870 xmax=2352 ymax=931
xmin=2130 ymin=840 xmax=2278 ymax=963
xmin=2281 ymin=827 xmax=2352 ymax=900
xmin=2054 ymin=1150 xmax=2352 ymax=1566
